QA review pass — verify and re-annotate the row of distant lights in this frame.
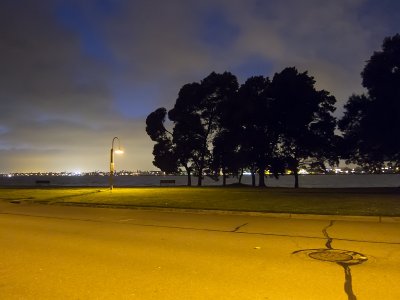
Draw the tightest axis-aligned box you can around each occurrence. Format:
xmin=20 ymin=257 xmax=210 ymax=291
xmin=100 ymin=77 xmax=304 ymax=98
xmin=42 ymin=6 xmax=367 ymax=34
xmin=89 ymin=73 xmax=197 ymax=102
xmin=333 ymin=169 xmax=361 ymax=174
xmin=4 ymin=172 xmax=83 ymax=178
xmin=331 ymin=167 xmax=399 ymax=174
xmin=2 ymin=168 xmax=399 ymax=178
xmin=2 ymin=171 xmax=151 ymax=178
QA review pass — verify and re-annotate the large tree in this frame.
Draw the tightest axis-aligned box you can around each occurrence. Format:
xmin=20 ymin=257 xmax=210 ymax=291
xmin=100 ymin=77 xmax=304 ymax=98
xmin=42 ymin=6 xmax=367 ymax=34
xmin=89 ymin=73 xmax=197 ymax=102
xmin=271 ymin=67 xmax=338 ymax=188
xmin=339 ymin=34 xmax=400 ymax=169
xmin=146 ymin=107 xmax=196 ymax=185
xmin=145 ymin=108 xmax=179 ymax=174
xmin=168 ymin=72 xmax=239 ymax=186
xmin=235 ymin=76 xmax=281 ymax=187
xmin=168 ymin=83 xmax=204 ymax=186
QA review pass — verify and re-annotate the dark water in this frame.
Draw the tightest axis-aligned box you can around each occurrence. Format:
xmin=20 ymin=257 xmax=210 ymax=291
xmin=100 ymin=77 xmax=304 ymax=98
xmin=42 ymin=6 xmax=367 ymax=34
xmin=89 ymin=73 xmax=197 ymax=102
xmin=0 ymin=174 xmax=399 ymax=188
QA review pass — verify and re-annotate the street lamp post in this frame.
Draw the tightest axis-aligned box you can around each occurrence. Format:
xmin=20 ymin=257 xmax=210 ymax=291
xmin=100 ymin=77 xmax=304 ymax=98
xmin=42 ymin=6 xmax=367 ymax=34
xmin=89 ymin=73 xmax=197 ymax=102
xmin=110 ymin=136 xmax=123 ymax=190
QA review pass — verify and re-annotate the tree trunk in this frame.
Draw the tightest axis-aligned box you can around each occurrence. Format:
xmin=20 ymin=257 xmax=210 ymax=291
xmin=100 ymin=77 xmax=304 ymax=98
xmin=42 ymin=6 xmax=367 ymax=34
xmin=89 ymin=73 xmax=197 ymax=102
xmin=184 ymin=166 xmax=192 ymax=186
xmin=258 ymin=168 xmax=266 ymax=187
xmin=292 ymin=159 xmax=300 ymax=188
xmin=198 ymin=118 xmax=213 ymax=187
xmin=294 ymin=170 xmax=299 ymax=188
xmin=222 ymin=172 xmax=227 ymax=186
xmin=238 ymin=169 xmax=243 ymax=184
xmin=197 ymin=169 xmax=202 ymax=186
xmin=251 ymin=172 xmax=256 ymax=187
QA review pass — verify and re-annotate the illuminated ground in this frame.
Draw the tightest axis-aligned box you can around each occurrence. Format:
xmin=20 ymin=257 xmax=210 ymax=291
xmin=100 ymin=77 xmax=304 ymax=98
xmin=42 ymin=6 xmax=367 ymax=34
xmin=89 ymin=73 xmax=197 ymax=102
xmin=1 ymin=186 xmax=400 ymax=216
xmin=1 ymin=201 xmax=399 ymax=299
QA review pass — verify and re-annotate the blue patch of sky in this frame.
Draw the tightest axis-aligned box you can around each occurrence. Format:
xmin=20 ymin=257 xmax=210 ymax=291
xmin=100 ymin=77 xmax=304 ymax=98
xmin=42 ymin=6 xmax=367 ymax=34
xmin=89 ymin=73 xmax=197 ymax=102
xmin=111 ymin=84 xmax=162 ymax=119
xmin=199 ymin=8 xmax=240 ymax=49
xmin=232 ymin=56 xmax=274 ymax=82
xmin=55 ymin=2 xmax=116 ymax=63
xmin=0 ymin=126 xmax=9 ymax=135
xmin=358 ymin=1 xmax=400 ymax=37
xmin=93 ymin=0 xmax=120 ymax=15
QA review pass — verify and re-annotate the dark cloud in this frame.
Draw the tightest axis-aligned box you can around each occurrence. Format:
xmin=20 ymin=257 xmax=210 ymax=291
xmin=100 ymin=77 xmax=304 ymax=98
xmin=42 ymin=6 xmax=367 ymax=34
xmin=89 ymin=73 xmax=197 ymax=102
xmin=0 ymin=0 xmax=398 ymax=172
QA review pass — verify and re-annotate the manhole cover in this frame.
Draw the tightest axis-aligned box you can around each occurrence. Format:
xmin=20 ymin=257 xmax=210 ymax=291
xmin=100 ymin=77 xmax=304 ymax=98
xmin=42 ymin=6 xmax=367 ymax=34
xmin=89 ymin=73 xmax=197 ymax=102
xmin=293 ymin=248 xmax=368 ymax=265
xmin=309 ymin=250 xmax=352 ymax=262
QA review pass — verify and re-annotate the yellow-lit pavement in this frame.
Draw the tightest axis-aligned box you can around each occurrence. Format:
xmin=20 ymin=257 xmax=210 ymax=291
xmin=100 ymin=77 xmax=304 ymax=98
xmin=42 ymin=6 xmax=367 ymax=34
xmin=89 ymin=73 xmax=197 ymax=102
xmin=1 ymin=201 xmax=399 ymax=299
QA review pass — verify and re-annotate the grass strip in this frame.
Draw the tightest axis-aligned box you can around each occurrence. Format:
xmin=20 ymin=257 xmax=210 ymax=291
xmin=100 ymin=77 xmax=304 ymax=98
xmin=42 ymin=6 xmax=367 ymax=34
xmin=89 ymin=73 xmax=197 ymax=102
xmin=1 ymin=186 xmax=399 ymax=216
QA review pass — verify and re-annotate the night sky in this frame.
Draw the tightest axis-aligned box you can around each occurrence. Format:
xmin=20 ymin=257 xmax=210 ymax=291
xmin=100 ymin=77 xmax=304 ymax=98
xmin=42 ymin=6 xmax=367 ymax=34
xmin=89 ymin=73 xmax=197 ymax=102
xmin=1 ymin=0 xmax=399 ymax=173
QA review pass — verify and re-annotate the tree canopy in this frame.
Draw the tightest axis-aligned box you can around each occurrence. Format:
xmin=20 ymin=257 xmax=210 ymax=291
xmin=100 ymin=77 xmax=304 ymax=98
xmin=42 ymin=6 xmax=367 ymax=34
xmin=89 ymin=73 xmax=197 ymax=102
xmin=271 ymin=67 xmax=337 ymax=188
xmin=235 ymin=75 xmax=280 ymax=187
xmin=339 ymin=34 xmax=400 ymax=169
xmin=145 ymin=108 xmax=178 ymax=174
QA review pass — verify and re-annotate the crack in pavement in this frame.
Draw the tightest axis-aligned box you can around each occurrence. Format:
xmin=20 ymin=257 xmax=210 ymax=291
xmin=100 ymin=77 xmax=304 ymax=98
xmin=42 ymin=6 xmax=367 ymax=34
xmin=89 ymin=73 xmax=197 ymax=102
xmin=338 ymin=262 xmax=357 ymax=300
xmin=322 ymin=220 xmax=335 ymax=249
xmin=322 ymin=220 xmax=358 ymax=300
xmin=232 ymin=222 xmax=248 ymax=232
xmin=1 ymin=212 xmax=400 ymax=245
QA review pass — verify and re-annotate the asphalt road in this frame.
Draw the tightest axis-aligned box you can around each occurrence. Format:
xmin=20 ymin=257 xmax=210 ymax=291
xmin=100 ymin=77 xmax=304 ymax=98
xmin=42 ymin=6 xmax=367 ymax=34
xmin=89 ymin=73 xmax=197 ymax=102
xmin=1 ymin=201 xmax=400 ymax=299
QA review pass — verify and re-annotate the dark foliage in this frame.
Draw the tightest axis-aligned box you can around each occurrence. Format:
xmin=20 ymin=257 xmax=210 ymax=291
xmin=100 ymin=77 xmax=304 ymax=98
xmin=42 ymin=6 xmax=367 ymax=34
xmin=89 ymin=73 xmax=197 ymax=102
xmin=271 ymin=67 xmax=338 ymax=188
xmin=145 ymin=108 xmax=178 ymax=174
xmin=339 ymin=34 xmax=400 ymax=169
xmin=235 ymin=76 xmax=280 ymax=187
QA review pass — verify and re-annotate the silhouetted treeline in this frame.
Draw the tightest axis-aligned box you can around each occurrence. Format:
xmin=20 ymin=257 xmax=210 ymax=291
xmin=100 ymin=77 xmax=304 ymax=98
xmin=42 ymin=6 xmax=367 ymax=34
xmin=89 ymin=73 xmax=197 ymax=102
xmin=146 ymin=34 xmax=400 ymax=188
xmin=146 ymin=67 xmax=337 ymax=188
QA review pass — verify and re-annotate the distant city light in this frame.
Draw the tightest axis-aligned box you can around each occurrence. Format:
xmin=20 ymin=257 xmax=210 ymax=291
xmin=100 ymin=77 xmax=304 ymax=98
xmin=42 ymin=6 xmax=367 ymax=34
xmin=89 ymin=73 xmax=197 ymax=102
xmin=298 ymin=169 xmax=309 ymax=175
xmin=0 ymin=164 xmax=399 ymax=178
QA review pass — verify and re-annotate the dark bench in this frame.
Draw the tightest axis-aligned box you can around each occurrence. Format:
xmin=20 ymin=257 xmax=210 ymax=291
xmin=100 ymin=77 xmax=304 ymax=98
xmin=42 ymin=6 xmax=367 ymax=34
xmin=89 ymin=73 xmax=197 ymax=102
xmin=160 ymin=179 xmax=176 ymax=186
xmin=35 ymin=180 xmax=50 ymax=184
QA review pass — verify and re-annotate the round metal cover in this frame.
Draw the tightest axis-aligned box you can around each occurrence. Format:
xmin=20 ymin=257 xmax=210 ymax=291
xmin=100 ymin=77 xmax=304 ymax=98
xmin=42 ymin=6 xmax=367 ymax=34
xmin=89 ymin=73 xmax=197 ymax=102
xmin=293 ymin=248 xmax=368 ymax=265
xmin=309 ymin=250 xmax=352 ymax=262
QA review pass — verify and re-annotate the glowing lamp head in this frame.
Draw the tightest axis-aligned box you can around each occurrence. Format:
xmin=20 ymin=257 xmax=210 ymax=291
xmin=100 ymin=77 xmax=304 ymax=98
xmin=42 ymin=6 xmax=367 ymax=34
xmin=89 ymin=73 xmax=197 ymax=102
xmin=114 ymin=149 xmax=124 ymax=154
